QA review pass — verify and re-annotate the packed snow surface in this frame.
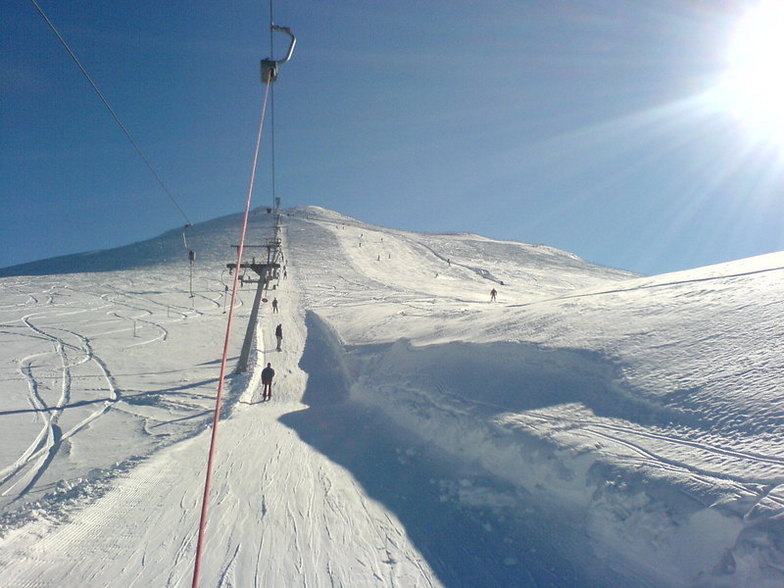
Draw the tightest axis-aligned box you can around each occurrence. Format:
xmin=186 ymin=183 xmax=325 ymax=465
xmin=0 ymin=206 xmax=783 ymax=587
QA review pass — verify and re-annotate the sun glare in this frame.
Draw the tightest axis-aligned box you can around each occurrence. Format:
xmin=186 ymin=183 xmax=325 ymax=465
xmin=713 ymin=1 xmax=784 ymax=149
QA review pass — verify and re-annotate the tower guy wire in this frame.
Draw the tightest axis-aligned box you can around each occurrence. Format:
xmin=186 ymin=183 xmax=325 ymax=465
xmin=29 ymin=0 xmax=192 ymax=226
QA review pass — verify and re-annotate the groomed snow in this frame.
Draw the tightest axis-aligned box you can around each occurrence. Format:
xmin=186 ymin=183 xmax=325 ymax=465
xmin=0 ymin=206 xmax=782 ymax=587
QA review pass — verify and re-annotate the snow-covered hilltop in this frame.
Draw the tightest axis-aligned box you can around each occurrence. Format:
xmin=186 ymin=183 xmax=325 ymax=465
xmin=0 ymin=206 xmax=782 ymax=587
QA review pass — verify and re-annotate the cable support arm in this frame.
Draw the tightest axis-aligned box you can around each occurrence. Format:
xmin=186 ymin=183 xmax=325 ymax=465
xmin=261 ymin=24 xmax=296 ymax=84
xmin=271 ymin=25 xmax=296 ymax=64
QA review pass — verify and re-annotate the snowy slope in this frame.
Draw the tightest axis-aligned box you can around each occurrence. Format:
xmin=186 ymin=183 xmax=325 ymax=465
xmin=0 ymin=206 xmax=782 ymax=587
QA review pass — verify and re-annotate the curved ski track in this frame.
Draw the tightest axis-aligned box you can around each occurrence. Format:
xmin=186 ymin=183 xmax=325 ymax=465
xmin=0 ymin=281 xmax=212 ymax=504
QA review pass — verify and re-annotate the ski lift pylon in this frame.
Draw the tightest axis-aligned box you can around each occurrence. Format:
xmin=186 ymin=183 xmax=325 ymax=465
xmin=181 ymin=223 xmax=192 ymax=250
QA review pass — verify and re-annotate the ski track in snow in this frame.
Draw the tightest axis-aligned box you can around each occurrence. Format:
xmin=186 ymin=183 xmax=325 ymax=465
xmin=288 ymin=210 xmax=784 ymax=586
xmin=0 ymin=300 xmax=123 ymax=502
xmin=1 ymin=207 xmax=783 ymax=587
xmin=0 ymin=219 xmax=446 ymax=588
xmin=0 ymin=277 xmax=227 ymax=509
xmin=507 ymin=410 xmax=784 ymax=484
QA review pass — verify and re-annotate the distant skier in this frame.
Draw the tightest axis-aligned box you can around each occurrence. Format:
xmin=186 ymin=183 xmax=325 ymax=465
xmin=261 ymin=362 xmax=275 ymax=400
xmin=275 ymin=324 xmax=283 ymax=351
xmin=490 ymin=288 xmax=497 ymax=302
xmin=272 ymin=297 xmax=279 ymax=313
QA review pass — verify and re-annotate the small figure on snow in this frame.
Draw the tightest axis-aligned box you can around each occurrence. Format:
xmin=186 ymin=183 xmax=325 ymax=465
xmin=261 ymin=362 xmax=275 ymax=400
xmin=272 ymin=297 xmax=279 ymax=313
xmin=275 ymin=323 xmax=283 ymax=351
xmin=490 ymin=288 xmax=497 ymax=302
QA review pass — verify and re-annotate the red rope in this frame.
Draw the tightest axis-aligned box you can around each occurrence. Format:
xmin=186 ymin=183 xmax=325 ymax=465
xmin=191 ymin=81 xmax=273 ymax=588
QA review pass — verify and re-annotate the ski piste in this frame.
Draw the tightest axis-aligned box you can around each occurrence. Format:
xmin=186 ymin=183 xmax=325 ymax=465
xmin=0 ymin=206 xmax=782 ymax=587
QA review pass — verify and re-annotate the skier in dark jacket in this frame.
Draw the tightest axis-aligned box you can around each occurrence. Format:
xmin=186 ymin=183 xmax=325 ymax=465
xmin=275 ymin=324 xmax=283 ymax=351
xmin=261 ymin=362 xmax=275 ymax=400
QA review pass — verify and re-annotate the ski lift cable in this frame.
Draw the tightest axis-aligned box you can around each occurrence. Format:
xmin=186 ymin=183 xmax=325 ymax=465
xmin=269 ymin=0 xmax=277 ymax=211
xmin=270 ymin=79 xmax=277 ymax=210
xmin=29 ymin=0 xmax=192 ymax=227
xmin=190 ymin=33 xmax=290 ymax=582
xmin=265 ymin=21 xmax=297 ymax=214
xmin=191 ymin=15 xmax=295 ymax=584
xmin=191 ymin=80 xmax=272 ymax=588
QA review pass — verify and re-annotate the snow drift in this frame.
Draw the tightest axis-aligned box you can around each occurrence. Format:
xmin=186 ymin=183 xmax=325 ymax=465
xmin=0 ymin=206 xmax=782 ymax=587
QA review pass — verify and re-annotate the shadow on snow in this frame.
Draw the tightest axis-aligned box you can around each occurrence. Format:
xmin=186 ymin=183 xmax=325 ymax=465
xmin=279 ymin=312 xmax=647 ymax=588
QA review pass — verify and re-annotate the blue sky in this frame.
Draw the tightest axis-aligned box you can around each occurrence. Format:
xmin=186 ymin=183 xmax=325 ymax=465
xmin=3 ymin=0 xmax=784 ymax=275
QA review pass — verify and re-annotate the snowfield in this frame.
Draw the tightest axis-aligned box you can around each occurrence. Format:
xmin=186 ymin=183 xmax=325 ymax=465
xmin=1 ymin=206 xmax=783 ymax=587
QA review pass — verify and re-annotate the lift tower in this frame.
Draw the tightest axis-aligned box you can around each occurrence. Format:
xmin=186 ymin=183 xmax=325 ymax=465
xmin=228 ymin=242 xmax=281 ymax=373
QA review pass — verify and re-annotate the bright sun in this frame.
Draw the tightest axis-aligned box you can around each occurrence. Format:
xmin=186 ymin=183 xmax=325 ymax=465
xmin=714 ymin=0 xmax=784 ymax=148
